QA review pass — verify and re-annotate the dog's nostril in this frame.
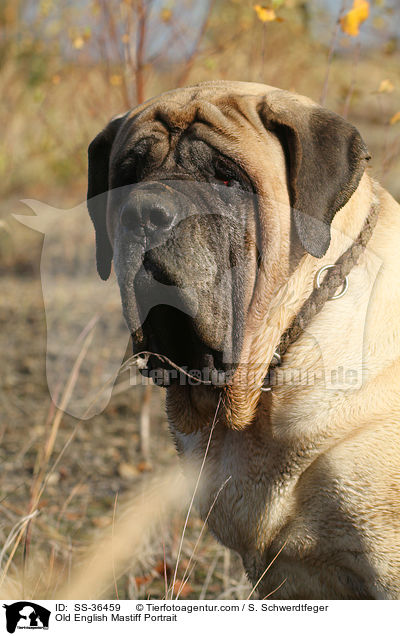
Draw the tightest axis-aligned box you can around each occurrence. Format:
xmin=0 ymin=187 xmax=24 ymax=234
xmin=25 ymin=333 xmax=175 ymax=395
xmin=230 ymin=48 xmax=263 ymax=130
xmin=120 ymin=203 xmax=139 ymax=231
xmin=121 ymin=191 xmax=176 ymax=236
xmin=149 ymin=206 xmax=171 ymax=228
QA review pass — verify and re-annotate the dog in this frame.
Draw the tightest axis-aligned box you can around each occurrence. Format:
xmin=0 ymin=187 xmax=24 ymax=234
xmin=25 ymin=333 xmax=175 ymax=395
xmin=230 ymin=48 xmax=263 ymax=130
xmin=87 ymin=81 xmax=400 ymax=599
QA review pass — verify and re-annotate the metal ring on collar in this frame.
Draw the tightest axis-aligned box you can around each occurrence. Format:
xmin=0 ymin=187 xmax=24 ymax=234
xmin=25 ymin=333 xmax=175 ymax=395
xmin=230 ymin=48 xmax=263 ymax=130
xmin=315 ymin=264 xmax=349 ymax=300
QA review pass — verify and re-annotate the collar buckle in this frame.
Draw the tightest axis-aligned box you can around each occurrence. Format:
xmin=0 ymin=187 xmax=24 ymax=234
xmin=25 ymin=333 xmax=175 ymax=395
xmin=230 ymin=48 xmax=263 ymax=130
xmin=260 ymin=349 xmax=281 ymax=392
xmin=315 ymin=264 xmax=349 ymax=300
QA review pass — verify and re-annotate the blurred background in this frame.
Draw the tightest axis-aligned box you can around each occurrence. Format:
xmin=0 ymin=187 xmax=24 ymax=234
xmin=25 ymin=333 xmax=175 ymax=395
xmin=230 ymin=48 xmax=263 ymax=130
xmin=0 ymin=0 xmax=399 ymax=599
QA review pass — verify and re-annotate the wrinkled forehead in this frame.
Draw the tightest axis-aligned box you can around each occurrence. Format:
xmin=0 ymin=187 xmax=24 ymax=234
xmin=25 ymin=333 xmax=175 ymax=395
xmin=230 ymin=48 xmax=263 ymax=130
xmin=111 ymin=90 xmax=266 ymax=167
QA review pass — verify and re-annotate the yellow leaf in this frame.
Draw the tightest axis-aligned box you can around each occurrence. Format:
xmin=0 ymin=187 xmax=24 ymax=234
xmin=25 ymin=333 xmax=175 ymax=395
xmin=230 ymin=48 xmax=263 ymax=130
xmin=161 ymin=8 xmax=172 ymax=22
xmin=110 ymin=74 xmax=123 ymax=87
xmin=39 ymin=0 xmax=53 ymax=18
xmin=121 ymin=33 xmax=130 ymax=44
xmin=73 ymin=36 xmax=85 ymax=49
xmin=91 ymin=0 xmax=100 ymax=16
xmin=117 ymin=462 xmax=139 ymax=479
xmin=373 ymin=16 xmax=385 ymax=29
xmin=354 ymin=0 xmax=370 ymax=18
xmin=389 ymin=111 xmax=400 ymax=125
xmin=253 ymin=5 xmax=276 ymax=22
xmin=340 ymin=0 xmax=370 ymax=36
xmin=378 ymin=79 xmax=394 ymax=93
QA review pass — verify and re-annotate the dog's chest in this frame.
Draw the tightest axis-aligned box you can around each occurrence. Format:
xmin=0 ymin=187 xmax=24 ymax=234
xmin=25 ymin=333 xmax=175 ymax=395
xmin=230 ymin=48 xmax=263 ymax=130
xmin=171 ymin=420 xmax=306 ymax=558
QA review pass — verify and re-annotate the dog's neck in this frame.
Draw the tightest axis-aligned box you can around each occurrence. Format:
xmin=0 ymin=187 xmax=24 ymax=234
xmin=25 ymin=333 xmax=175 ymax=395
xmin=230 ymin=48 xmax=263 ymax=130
xmin=263 ymin=175 xmax=380 ymax=387
xmin=222 ymin=172 xmax=379 ymax=429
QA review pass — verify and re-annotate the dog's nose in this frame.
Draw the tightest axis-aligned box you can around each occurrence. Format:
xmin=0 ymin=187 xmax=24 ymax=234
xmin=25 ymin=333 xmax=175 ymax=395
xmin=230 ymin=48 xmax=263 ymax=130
xmin=120 ymin=189 xmax=176 ymax=237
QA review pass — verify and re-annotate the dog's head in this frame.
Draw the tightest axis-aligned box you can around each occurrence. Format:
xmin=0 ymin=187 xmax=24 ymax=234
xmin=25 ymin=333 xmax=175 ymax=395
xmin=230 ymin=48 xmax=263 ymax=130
xmin=87 ymin=81 xmax=369 ymax=389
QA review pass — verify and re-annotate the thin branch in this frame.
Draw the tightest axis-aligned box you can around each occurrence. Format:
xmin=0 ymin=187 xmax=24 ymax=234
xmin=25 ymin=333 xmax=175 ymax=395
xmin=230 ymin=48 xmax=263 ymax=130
xmin=176 ymin=0 xmax=217 ymax=87
xmin=320 ymin=1 xmax=347 ymax=106
xmin=342 ymin=40 xmax=361 ymax=119
xmin=135 ymin=0 xmax=150 ymax=104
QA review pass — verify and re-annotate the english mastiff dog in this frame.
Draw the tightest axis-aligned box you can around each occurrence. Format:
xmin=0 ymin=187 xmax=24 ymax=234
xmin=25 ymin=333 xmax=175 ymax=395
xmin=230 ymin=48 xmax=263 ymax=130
xmin=87 ymin=81 xmax=400 ymax=599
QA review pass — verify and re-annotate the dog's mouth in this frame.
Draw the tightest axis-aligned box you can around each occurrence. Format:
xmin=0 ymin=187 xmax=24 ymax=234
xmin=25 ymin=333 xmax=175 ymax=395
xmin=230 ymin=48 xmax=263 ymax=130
xmin=131 ymin=304 xmax=232 ymax=387
xmin=114 ymin=177 xmax=256 ymax=389
xmin=123 ymin=230 xmax=241 ymax=388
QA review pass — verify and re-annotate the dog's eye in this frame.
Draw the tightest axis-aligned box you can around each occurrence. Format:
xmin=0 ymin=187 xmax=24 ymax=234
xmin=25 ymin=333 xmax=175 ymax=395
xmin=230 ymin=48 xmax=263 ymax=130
xmin=215 ymin=168 xmax=237 ymax=187
xmin=213 ymin=158 xmax=253 ymax=192
xmin=217 ymin=177 xmax=232 ymax=187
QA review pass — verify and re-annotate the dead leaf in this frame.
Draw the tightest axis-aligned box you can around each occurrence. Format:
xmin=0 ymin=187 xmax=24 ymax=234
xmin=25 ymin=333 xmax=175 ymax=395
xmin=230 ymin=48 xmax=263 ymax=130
xmin=154 ymin=560 xmax=172 ymax=578
xmin=378 ymin=79 xmax=394 ymax=93
xmin=46 ymin=472 xmax=60 ymax=486
xmin=65 ymin=512 xmax=83 ymax=522
xmin=136 ymin=461 xmax=152 ymax=473
xmin=58 ymin=466 xmax=69 ymax=479
xmin=118 ymin=462 xmax=139 ymax=479
xmin=110 ymin=74 xmax=123 ymax=87
xmin=135 ymin=575 xmax=152 ymax=587
xmin=390 ymin=111 xmax=400 ymax=125
xmin=173 ymin=578 xmax=193 ymax=598
xmin=91 ymin=516 xmax=111 ymax=528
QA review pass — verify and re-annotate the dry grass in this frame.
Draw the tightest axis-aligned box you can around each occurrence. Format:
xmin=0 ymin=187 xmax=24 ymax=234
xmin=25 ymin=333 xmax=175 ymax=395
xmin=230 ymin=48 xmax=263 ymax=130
xmin=0 ymin=324 xmax=251 ymax=599
xmin=0 ymin=269 xmax=250 ymax=599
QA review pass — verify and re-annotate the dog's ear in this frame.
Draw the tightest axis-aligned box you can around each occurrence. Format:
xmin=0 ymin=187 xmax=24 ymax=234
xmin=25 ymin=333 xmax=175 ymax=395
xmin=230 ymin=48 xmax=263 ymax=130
xmin=258 ymin=93 xmax=370 ymax=257
xmin=87 ymin=114 xmax=127 ymax=280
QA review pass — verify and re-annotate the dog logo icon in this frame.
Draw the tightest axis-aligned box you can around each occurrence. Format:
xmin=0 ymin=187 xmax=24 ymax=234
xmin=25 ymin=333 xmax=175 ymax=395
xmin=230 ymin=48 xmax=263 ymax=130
xmin=3 ymin=602 xmax=50 ymax=633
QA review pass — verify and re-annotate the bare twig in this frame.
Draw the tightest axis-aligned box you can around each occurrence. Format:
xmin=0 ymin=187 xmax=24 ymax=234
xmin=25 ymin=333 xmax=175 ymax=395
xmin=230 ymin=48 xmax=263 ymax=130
xmin=259 ymin=23 xmax=267 ymax=82
xmin=135 ymin=0 xmax=152 ymax=104
xmin=320 ymin=1 xmax=347 ymax=106
xmin=342 ymin=40 xmax=361 ymax=119
xmin=176 ymin=0 xmax=216 ymax=87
